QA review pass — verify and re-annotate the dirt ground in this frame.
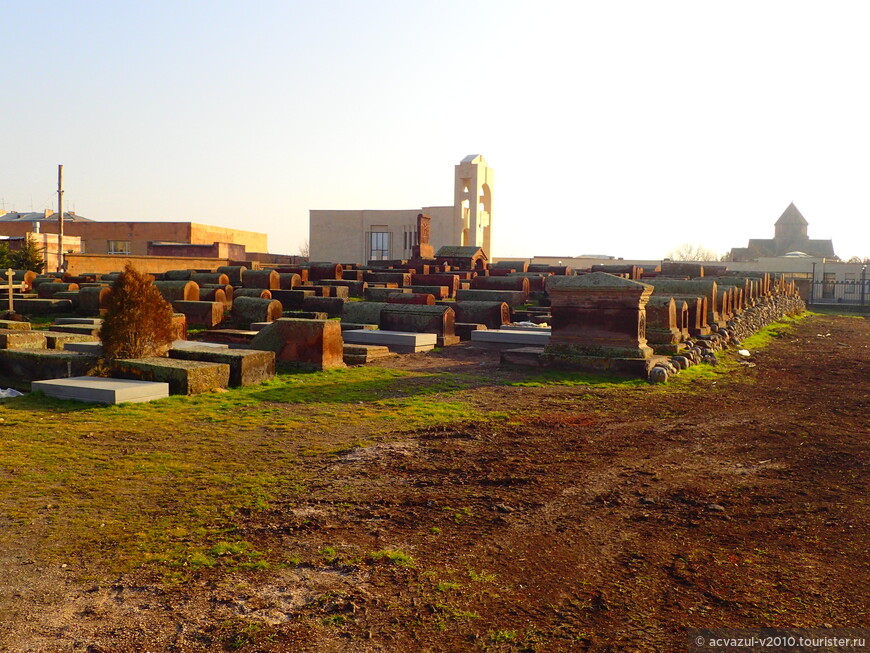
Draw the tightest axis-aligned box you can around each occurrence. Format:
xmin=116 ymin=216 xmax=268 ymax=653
xmin=1 ymin=313 xmax=868 ymax=652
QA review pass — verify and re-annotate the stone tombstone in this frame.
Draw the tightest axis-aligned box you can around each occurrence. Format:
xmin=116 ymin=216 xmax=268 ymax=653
xmin=412 ymin=213 xmax=434 ymax=259
xmin=542 ymin=271 xmax=654 ymax=375
xmin=250 ymin=318 xmax=345 ymax=370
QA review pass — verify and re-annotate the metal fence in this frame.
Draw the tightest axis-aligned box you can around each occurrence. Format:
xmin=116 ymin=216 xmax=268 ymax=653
xmin=808 ymin=280 xmax=869 ymax=306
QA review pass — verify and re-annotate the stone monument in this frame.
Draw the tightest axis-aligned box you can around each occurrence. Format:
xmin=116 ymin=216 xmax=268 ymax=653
xmin=541 ymin=272 xmax=655 ymax=375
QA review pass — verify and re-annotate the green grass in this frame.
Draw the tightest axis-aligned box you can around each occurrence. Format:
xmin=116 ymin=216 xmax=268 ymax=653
xmin=0 ymin=363 xmax=518 ymax=577
xmin=739 ymin=316 xmax=803 ymax=350
xmin=369 ymin=548 xmax=415 ymax=567
xmin=0 ymin=311 xmax=816 ymax=580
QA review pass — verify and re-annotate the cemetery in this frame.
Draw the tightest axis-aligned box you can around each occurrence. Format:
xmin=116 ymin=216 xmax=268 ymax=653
xmin=0 ymin=240 xmax=865 ymax=652
xmin=0 ymin=216 xmax=807 ymax=402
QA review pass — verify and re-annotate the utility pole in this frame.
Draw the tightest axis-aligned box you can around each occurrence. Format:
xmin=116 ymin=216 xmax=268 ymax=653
xmin=57 ymin=164 xmax=64 ymax=273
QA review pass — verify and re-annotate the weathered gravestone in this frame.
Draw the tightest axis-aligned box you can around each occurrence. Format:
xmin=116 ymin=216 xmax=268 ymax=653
xmin=541 ymin=272 xmax=654 ymax=375
xmin=644 ymin=296 xmax=687 ymax=355
xmin=249 ymin=318 xmax=345 ymax=370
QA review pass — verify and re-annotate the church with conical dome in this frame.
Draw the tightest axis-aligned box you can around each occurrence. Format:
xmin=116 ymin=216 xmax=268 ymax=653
xmin=729 ymin=203 xmax=837 ymax=261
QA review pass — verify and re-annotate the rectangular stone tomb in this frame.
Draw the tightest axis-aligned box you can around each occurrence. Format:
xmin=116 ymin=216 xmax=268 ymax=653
xmin=110 ymin=358 xmax=230 ymax=395
xmin=470 ymin=329 xmax=551 ymax=349
xmin=172 ymin=300 xmax=226 ymax=328
xmin=200 ymin=329 xmax=260 ymax=345
xmin=455 ymin=289 xmax=528 ymax=306
xmin=0 ymin=329 xmax=47 ymax=350
xmin=40 ymin=330 xmax=100 ymax=350
xmin=249 ymin=318 xmax=345 ymax=370
xmin=169 ymin=347 xmax=275 ymax=387
xmin=171 ymin=340 xmax=229 ymax=350
xmin=341 ymin=329 xmax=436 ymax=353
xmin=500 ymin=346 xmax=546 ymax=367
xmin=14 ymin=299 xmax=73 ymax=314
xmin=32 ymin=376 xmax=169 ymax=405
xmin=454 ymin=322 xmax=487 ymax=341
xmin=0 ymin=320 xmax=31 ymax=331
xmin=0 ymin=349 xmax=100 ymax=382
xmin=48 ymin=324 xmax=101 ymax=337
xmin=64 ymin=342 xmax=103 ymax=355
xmin=342 ymin=344 xmax=398 ymax=365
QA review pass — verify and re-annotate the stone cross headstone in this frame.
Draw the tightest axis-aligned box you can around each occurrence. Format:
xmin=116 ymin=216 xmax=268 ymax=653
xmin=412 ymin=213 xmax=434 ymax=259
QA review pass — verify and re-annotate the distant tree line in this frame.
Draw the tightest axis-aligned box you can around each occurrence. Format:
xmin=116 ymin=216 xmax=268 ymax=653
xmin=666 ymin=243 xmax=722 ymax=262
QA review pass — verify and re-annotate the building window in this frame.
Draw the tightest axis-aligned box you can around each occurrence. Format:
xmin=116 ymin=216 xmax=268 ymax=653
xmin=369 ymin=232 xmax=390 ymax=261
xmin=845 ymin=273 xmax=856 ymax=293
xmin=108 ymin=240 xmax=131 ymax=255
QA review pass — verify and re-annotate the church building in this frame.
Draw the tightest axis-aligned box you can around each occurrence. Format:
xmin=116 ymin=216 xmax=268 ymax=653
xmin=730 ymin=203 xmax=837 ymax=261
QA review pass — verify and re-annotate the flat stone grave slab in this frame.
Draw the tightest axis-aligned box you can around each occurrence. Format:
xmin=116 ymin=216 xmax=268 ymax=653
xmin=54 ymin=317 xmax=103 ymax=326
xmin=342 ymin=329 xmax=436 ymax=354
xmin=64 ymin=342 xmax=103 ymax=355
xmin=343 ymin=344 xmax=398 ymax=365
xmin=200 ymin=329 xmax=260 ymax=345
xmin=110 ymin=358 xmax=230 ymax=395
xmin=470 ymin=329 xmax=551 ymax=350
xmin=0 ymin=329 xmax=46 ymax=350
xmin=14 ymin=298 xmax=73 ymax=314
xmin=500 ymin=324 xmax=552 ymax=332
xmin=33 ymin=376 xmax=169 ymax=405
xmin=169 ymin=347 xmax=275 ymax=387
xmin=0 ymin=320 xmax=31 ymax=331
xmin=40 ymin=330 xmax=99 ymax=350
xmin=48 ymin=324 xmax=101 ymax=337
xmin=0 ymin=349 xmax=100 ymax=382
xmin=454 ymin=322 xmax=487 ymax=341
xmin=171 ymin=340 xmax=229 ymax=350
xmin=340 ymin=322 xmax=379 ymax=331
xmin=500 ymin=346 xmax=546 ymax=367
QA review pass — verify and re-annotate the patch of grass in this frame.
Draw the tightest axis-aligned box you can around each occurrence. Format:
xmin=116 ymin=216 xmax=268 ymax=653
xmin=435 ymin=602 xmax=480 ymax=620
xmin=321 ymin=614 xmax=346 ymax=626
xmin=670 ymin=361 xmax=734 ymax=384
xmin=436 ymin=581 xmax=461 ymax=592
xmin=489 ymin=629 xmax=518 ymax=643
xmin=510 ymin=370 xmax=647 ymax=388
xmin=443 ymin=505 xmax=473 ymax=523
xmin=369 ymin=548 xmax=415 ymax=567
xmin=740 ymin=317 xmax=800 ymax=350
xmin=222 ymin=621 xmax=268 ymax=650
xmin=468 ymin=568 xmax=497 ymax=583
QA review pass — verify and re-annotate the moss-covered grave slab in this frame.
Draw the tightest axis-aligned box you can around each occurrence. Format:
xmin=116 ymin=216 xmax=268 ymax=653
xmin=110 ymin=357 xmax=230 ymax=395
xmin=14 ymin=298 xmax=74 ymax=314
xmin=40 ymin=330 xmax=100 ymax=350
xmin=0 ymin=349 xmax=100 ymax=383
xmin=168 ymin=347 xmax=275 ymax=387
xmin=0 ymin=320 xmax=31 ymax=331
xmin=0 ymin=329 xmax=47 ymax=350
xmin=48 ymin=324 xmax=101 ymax=337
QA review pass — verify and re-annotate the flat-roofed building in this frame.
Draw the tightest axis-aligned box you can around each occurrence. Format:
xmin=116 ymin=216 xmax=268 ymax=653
xmin=309 ymin=155 xmax=494 ymax=264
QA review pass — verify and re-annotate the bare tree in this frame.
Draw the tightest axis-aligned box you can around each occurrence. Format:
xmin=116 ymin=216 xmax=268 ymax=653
xmin=846 ymin=255 xmax=869 ymax=264
xmin=666 ymin=243 xmax=720 ymax=261
xmin=297 ymin=238 xmax=309 ymax=258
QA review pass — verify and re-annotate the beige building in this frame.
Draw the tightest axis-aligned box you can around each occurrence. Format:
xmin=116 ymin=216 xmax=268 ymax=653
xmin=309 ymin=155 xmax=493 ymax=263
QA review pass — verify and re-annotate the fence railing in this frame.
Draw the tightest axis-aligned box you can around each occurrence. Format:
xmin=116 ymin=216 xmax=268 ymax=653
xmin=808 ymin=280 xmax=869 ymax=306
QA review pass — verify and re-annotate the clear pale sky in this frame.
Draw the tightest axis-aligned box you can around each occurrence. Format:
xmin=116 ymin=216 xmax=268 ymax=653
xmin=3 ymin=1 xmax=869 ymax=261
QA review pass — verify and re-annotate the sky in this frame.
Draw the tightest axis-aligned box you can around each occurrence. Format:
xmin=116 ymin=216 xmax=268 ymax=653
xmin=2 ymin=0 xmax=869 ymax=261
